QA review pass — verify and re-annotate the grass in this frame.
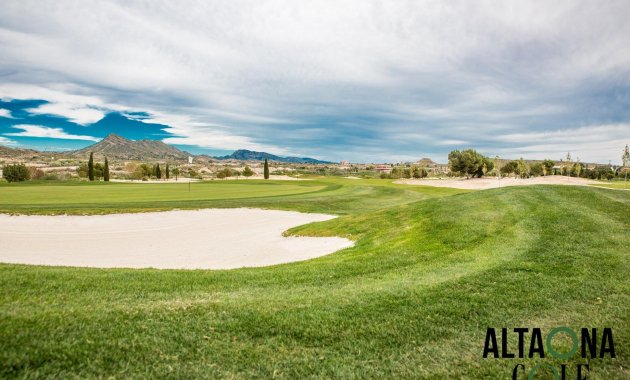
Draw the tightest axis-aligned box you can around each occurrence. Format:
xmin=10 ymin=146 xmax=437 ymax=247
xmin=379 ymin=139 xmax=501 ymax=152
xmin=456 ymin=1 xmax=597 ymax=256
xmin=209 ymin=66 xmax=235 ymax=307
xmin=590 ymin=180 xmax=630 ymax=190
xmin=0 ymin=180 xmax=326 ymax=214
xmin=0 ymin=178 xmax=628 ymax=378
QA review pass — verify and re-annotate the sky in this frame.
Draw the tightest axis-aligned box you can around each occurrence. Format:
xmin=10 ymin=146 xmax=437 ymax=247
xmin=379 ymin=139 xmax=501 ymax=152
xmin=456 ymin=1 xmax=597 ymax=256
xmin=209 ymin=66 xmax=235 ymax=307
xmin=0 ymin=1 xmax=629 ymax=163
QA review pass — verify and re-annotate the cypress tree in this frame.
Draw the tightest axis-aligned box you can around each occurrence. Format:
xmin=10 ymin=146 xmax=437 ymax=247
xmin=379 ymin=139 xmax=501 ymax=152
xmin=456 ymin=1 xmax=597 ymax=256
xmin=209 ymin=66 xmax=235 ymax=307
xmin=165 ymin=163 xmax=170 ymax=179
xmin=103 ymin=157 xmax=110 ymax=182
xmin=263 ymin=158 xmax=269 ymax=179
xmin=88 ymin=152 xmax=95 ymax=181
xmin=156 ymin=163 xmax=162 ymax=179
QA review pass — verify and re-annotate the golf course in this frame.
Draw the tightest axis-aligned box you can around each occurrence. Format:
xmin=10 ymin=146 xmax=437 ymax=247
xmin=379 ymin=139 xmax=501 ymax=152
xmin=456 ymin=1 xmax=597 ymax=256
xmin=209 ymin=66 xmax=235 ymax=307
xmin=0 ymin=177 xmax=627 ymax=378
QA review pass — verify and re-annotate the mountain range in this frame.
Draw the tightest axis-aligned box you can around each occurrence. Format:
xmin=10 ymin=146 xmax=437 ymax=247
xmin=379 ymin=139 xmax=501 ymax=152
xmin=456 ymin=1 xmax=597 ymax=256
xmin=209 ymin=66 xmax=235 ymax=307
xmin=0 ymin=134 xmax=332 ymax=164
xmin=217 ymin=149 xmax=332 ymax=164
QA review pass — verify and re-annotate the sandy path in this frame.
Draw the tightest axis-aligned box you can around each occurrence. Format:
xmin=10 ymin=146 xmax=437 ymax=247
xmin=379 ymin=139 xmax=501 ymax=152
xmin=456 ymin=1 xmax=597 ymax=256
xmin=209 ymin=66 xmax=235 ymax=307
xmin=395 ymin=176 xmax=604 ymax=190
xmin=0 ymin=209 xmax=353 ymax=269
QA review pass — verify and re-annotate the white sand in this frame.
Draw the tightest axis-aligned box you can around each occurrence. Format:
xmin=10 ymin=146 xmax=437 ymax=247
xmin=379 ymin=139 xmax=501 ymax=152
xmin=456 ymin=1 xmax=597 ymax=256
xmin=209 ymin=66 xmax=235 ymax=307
xmin=0 ymin=209 xmax=353 ymax=270
xmin=395 ymin=176 xmax=603 ymax=190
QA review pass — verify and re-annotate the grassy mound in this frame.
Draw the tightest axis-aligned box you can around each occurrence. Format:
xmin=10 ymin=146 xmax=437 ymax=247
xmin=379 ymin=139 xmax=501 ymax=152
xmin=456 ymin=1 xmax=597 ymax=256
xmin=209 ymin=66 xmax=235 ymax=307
xmin=0 ymin=180 xmax=628 ymax=378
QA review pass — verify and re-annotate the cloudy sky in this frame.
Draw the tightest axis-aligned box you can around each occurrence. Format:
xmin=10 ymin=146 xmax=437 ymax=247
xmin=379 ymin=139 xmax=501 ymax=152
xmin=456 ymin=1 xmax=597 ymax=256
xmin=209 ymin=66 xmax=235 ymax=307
xmin=1 ymin=0 xmax=629 ymax=163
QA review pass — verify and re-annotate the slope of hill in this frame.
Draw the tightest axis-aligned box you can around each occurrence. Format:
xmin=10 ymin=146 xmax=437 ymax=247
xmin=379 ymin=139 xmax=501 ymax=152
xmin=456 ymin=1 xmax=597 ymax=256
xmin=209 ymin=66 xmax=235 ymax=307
xmin=0 ymin=144 xmax=51 ymax=160
xmin=72 ymin=134 xmax=191 ymax=161
xmin=218 ymin=149 xmax=331 ymax=164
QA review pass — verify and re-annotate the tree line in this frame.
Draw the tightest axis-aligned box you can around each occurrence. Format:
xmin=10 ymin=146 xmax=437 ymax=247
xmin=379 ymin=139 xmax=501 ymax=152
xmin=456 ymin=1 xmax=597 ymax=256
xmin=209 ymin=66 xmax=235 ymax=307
xmin=448 ymin=149 xmax=621 ymax=180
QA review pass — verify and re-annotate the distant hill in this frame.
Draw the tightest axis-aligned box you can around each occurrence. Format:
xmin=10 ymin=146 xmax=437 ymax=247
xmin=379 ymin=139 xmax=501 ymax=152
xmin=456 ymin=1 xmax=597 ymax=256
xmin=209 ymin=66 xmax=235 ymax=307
xmin=1 ymin=135 xmax=330 ymax=164
xmin=218 ymin=149 xmax=331 ymax=164
xmin=416 ymin=157 xmax=441 ymax=167
xmin=0 ymin=145 xmax=45 ymax=159
xmin=72 ymin=134 xmax=192 ymax=161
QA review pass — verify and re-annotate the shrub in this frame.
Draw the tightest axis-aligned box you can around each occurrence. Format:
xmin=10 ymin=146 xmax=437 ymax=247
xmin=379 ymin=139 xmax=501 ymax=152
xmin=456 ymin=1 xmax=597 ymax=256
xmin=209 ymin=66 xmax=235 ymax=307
xmin=43 ymin=173 xmax=59 ymax=181
xmin=3 ymin=164 xmax=31 ymax=182
xmin=77 ymin=163 xmax=89 ymax=178
xmin=94 ymin=163 xmax=104 ymax=179
xmin=501 ymin=161 xmax=518 ymax=177
xmin=216 ymin=167 xmax=232 ymax=179
xmin=243 ymin=166 xmax=254 ymax=177
xmin=29 ymin=167 xmax=45 ymax=180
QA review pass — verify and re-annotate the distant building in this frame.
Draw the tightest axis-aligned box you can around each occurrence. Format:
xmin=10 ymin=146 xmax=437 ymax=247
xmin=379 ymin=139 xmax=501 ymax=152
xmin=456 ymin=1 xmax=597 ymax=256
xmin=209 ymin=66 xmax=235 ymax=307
xmin=374 ymin=164 xmax=391 ymax=173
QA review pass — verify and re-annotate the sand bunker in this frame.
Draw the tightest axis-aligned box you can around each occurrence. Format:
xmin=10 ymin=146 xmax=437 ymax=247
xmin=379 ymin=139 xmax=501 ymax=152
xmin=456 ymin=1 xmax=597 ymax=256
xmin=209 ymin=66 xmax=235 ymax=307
xmin=0 ymin=209 xmax=353 ymax=269
xmin=396 ymin=176 xmax=603 ymax=190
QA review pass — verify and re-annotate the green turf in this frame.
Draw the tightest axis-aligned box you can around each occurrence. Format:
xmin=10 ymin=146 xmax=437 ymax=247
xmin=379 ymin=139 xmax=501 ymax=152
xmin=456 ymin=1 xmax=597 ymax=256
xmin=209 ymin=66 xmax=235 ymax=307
xmin=0 ymin=180 xmax=326 ymax=212
xmin=0 ymin=179 xmax=628 ymax=379
xmin=590 ymin=181 xmax=630 ymax=190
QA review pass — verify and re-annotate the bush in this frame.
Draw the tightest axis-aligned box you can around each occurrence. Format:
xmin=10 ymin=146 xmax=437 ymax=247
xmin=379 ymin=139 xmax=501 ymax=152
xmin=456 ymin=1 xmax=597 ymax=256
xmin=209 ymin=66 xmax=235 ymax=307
xmin=94 ymin=163 xmax=104 ymax=179
xmin=530 ymin=163 xmax=543 ymax=177
xmin=216 ymin=168 xmax=232 ymax=179
xmin=77 ymin=163 xmax=89 ymax=178
xmin=501 ymin=161 xmax=518 ymax=177
xmin=3 ymin=164 xmax=31 ymax=182
xmin=29 ymin=167 xmax=45 ymax=180
xmin=43 ymin=173 xmax=59 ymax=181
xmin=243 ymin=166 xmax=254 ymax=177
xmin=412 ymin=167 xmax=429 ymax=179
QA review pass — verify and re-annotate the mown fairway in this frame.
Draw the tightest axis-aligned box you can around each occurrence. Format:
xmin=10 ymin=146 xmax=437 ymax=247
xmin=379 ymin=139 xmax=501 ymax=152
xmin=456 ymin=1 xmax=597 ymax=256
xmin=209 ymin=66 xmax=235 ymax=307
xmin=0 ymin=178 xmax=628 ymax=378
xmin=591 ymin=181 xmax=630 ymax=190
xmin=0 ymin=180 xmax=327 ymax=214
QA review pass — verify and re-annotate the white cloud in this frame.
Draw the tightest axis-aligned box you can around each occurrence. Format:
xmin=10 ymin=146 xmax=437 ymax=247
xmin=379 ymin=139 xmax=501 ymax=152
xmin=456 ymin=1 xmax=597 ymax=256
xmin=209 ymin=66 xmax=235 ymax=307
xmin=160 ymin=122 xmax=292 ymax=154
xmin=437 ymin=140 xmax=469 ymax=146
xmin=493 ymin=123 xmax=630 ymax=163
xmin=26 ymin=103 xmax=104 ymax=125
xmin=497 ymin=124 xmax=630 ymax=144
xmin=0 ymin=136 xmax=17 ymax=145
xmin=0 ymin=108 xmax=14 ymax=118
xmin=0 ymin=1 xmax=628 ymax=162
xmin=0 ymin=83 xmax=125 ymax=125
xmin=4 ymin=124 xmax=100 ymax=141
xmin=0 ymin=83 xmax=295 ymax=154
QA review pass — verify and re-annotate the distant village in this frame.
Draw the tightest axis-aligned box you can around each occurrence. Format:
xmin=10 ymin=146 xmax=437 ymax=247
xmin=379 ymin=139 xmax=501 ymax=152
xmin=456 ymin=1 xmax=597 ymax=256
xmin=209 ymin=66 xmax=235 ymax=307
xmin=0 ymin=134 xmax=629 ymax=182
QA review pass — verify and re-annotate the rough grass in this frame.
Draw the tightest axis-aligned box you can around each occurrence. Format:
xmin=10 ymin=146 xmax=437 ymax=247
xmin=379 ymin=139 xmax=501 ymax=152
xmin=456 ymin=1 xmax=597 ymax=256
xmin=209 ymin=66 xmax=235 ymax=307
xmin=0 ymin=179 xmax=628 ymax=378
